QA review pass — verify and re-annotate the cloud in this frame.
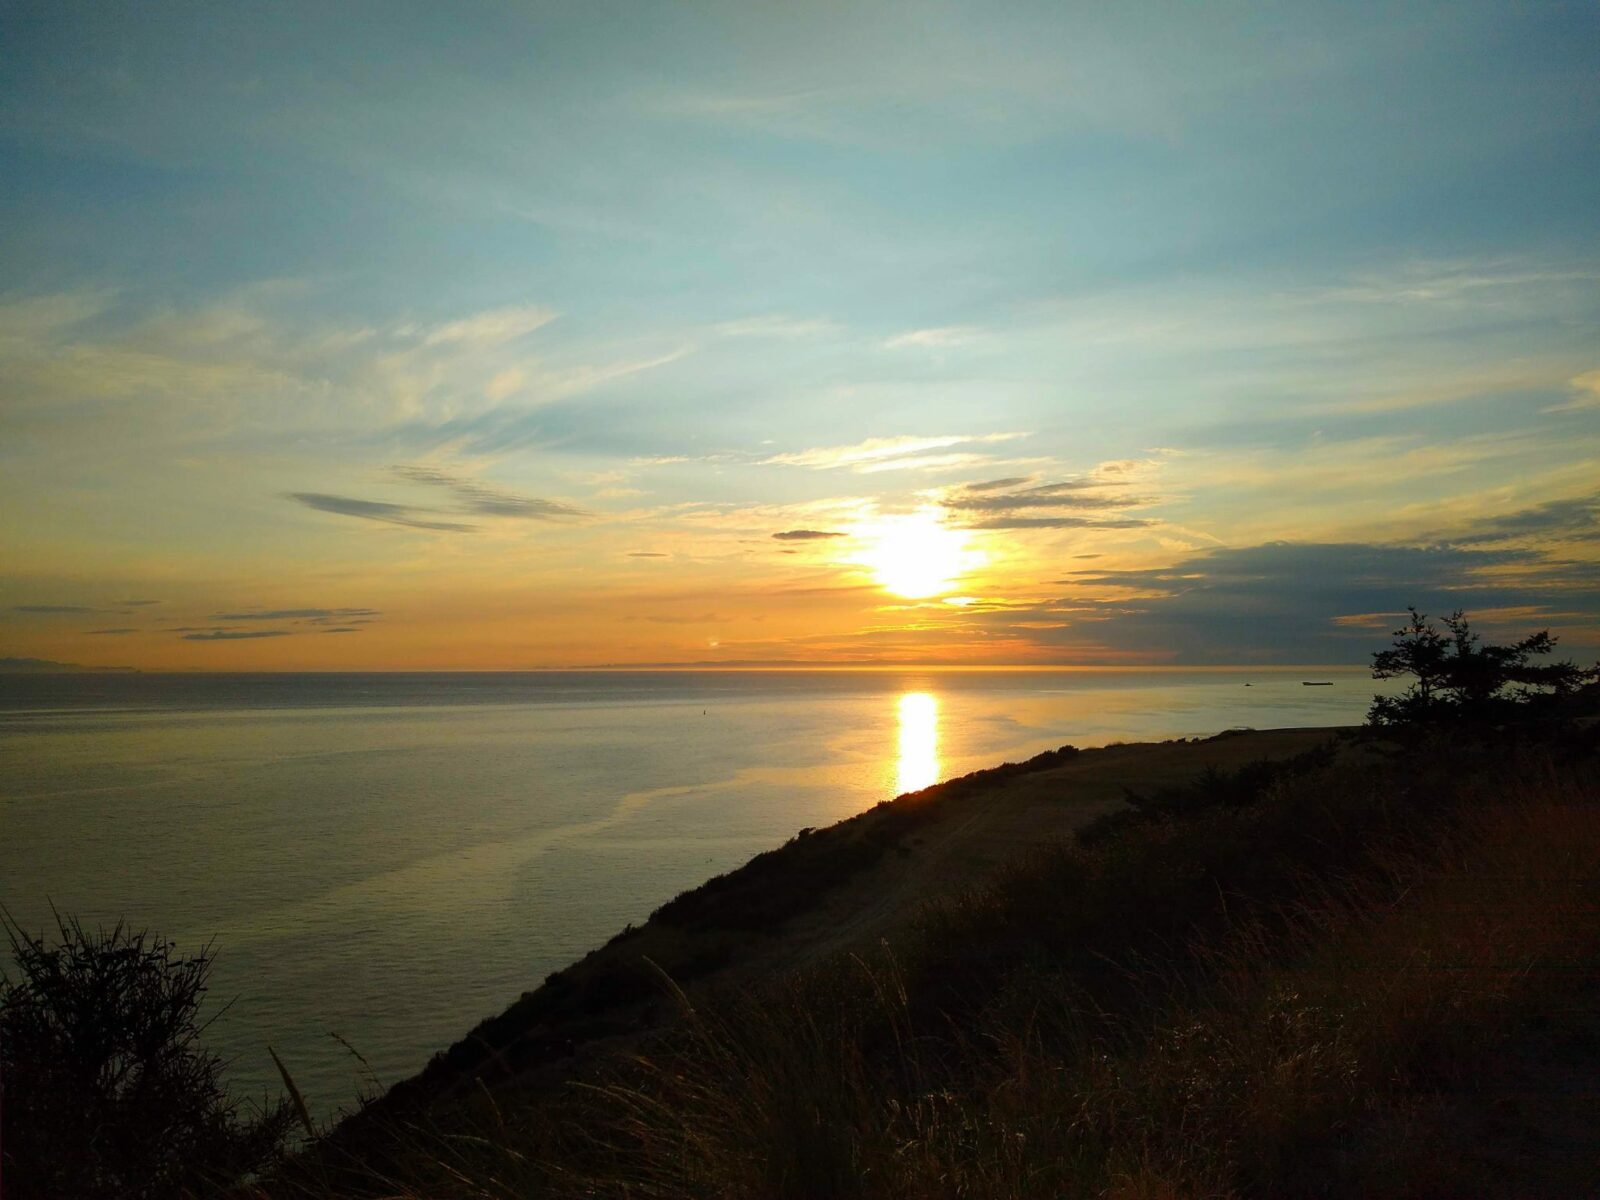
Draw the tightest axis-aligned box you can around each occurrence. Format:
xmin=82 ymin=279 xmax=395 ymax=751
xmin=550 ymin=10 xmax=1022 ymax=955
xmin=852 ymin=452 xmax=1014 ymax=474
xmin=0 ymin=292 xmax=110 ymax=351
xmin=420 ymin=305 xmax=557 ymax=348
xmin=1319 ymin=263 xmax=1599 ymax=307
xmin=628 ymin=551 xmax=668 ymax=557
xmin=321 ymin=627 xmax=363 ymax=633
xmin=119 ymin=599 xmax=162 ymax=606
xmin=772 ymin=529 xmax=846 ymax=541
xmin=961 ymin=476 xmax=1033 ymax=493
xmin=1542 ymin=368 xmax=1600 ymax=414
xmin=0 ymin=656 xmax=79 ymax=671
xmin=1440 ymin=490 xmax=1600 ymax=546
xmin=10 ymin=605 xmax=100 ymax=614
xmin=762 ymin=432 xmax=1028 ymax=472
xmin=181 ymin=629 xmax=293 ymax=641
xmin=967 ymin=515 xmax=1155 ymax=530
xmin=949 ymin=489 xmax=1140 ymax=513
xmin=87 ymin=627 xmax=137 ymax=635
xmin=1040 ymin=540 xmax=1600 ymax=663
xmin=882 ymin=326 xmax=979 ymax=349
xmin=1330 ymin=611 xmax=1407 ymax=630
xmin=941 ymin=473 xmax=1158 ymax=529
xmin=212 ymin=607 xmax=381 ymax=620
xmin=715 ymin=315 xmax=838 ymax=339
xmin=391 ymin=465 xmax=584 ymax=519
xmin=287 ymin=492 xmax=477 ymax=532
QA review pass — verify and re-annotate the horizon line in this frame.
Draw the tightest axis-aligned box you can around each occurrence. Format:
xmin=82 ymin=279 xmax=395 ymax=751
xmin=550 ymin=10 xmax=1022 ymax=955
xmin=0 ymin=663 xmax=1378 ymax=676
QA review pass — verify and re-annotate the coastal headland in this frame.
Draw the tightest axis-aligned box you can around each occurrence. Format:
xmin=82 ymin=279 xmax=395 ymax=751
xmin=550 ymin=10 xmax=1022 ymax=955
xmin=301 ymin=711 xmax=1598 ymax=1197
xmin=376 ymin=726 xmax=1340 ymax=1116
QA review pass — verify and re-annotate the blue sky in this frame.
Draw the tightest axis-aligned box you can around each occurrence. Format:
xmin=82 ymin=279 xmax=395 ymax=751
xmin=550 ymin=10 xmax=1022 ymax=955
xmin=2 ymin=1 xmax=1597 ymax=668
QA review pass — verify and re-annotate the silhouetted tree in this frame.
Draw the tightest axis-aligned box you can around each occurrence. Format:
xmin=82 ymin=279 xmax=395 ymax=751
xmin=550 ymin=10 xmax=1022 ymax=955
xmin=1368 ymin=607 xmax=1596 ymax=726
xmin=0 ymin=911 xmax=293 ymax=1199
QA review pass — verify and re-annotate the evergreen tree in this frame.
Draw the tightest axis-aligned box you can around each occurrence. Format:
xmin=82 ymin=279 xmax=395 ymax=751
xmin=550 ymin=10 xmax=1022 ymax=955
xmin=1368 ymin=607 xmax=1595 ymax=726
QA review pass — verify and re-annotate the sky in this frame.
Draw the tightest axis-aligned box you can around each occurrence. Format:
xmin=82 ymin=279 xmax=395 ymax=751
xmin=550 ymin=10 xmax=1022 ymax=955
xmin=2 ymin=0 xmax=1597 ymax=669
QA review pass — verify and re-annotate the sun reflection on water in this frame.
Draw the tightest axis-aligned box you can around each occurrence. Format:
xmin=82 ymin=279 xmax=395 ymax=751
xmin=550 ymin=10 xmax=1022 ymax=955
xmin=896 ymin=692 xmax=941 ymax=794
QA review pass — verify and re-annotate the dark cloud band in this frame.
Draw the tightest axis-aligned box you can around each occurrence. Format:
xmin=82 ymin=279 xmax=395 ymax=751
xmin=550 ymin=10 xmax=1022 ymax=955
xmin=772 ymin=529 xmax=846 ymax=540
xmin=391 ymin=465 xmax=585 ymax=519
xmin=288 ymin=492 xmax=477 ymax=532
xmin=182 ymin=630 xmax=293 ymax=641
xmin=212 ymin=607 xmax=381 ymax=620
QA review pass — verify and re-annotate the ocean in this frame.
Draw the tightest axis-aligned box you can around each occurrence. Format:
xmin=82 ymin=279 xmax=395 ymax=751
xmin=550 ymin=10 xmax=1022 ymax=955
xmin=0 ymin=668 xmax=1389 ymax=1119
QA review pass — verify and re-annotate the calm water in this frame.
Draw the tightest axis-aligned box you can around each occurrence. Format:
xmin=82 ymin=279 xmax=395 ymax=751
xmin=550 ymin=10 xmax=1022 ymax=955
xmin=0 ymin=668 xmax=1385 ymax=1118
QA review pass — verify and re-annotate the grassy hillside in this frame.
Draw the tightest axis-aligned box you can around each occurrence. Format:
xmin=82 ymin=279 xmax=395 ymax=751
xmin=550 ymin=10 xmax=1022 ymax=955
xmin=333 ymin=729 xmax=1334 ymax=1126
xmin=272 ymin=718 xmax=1599 ymax=1197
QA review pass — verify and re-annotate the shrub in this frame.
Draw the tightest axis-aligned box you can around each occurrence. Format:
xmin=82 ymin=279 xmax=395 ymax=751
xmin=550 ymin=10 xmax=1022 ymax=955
xmin=0 ymin=911 xmax=293 ymax=1199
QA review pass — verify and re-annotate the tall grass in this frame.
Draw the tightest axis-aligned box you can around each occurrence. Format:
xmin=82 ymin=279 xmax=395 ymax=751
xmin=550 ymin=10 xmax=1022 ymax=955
xmin=278 ymin=734 xmax=1600 ymax=1198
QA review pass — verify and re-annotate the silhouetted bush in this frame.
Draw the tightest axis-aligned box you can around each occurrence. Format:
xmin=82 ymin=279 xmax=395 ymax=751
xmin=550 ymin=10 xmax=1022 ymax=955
xmin=0 ymin=911 xmax=293 ymax=1199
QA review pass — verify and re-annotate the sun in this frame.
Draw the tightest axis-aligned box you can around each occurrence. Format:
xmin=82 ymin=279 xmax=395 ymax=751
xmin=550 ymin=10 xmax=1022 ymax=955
xmin=852 ymin=507 xmax=982 ymax=599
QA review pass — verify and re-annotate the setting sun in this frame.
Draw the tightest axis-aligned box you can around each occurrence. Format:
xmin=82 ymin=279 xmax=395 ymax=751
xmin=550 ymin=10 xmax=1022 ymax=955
xmin=853 ymin=508 xmax=983 ymax=599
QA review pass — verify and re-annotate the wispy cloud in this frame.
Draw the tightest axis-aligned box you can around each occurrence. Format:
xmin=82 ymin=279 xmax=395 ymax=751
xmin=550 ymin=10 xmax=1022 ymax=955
xmin=287 ymin=492 xmax=477 ymax=532
xmin=882 ymin=326 xmax=979 ymax=350
xmin=417 ymin=305 xmax=557 ymax=348
xmin=1543 ymin=368 xmax=1600 ymax=414
xmin=523 ymin=345 xmax=695 ymax=403
xmin=715 ymin=315 xmax=837 ymax=339
xmin=852 ymin=451 xmax=1017 ymax=474
xmin=772 ymin=529 xmax=846 ymax=540
xmin=960 ymin=476 xmax=1033 ymax=493
xmin=967 ymin=515 xmax=1154 ymax=530
xmin=181 ymin=629 xmax=293 ymax=641
xmin=944 ymin=482 xmax=1134 ymax=512
xmin=940 ymin=468 xmax=1160 ymax=531
xmin=212 ymin=607 xmax=381 ymax=621
xmin=762 ymin=432 xmax=1028 ymax=472
xmin=1314 ymin=261 xmax=1600 ymax=307
xmin=391 ymin=465 xmax=585 ymax=519
xmin=1435 ymin=489 xmax=1600 ymax=546
xmin=10 ymin=604 xmax=100 ymax=614
xmin=0 ymin=291 xmax=112 ymax=352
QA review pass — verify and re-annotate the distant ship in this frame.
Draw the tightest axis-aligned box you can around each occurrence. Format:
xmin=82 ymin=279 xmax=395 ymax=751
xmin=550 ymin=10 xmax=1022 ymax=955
xmin=1301 ymin=681 xmax=1334 ymax=686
